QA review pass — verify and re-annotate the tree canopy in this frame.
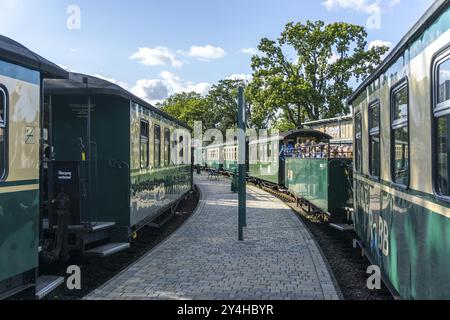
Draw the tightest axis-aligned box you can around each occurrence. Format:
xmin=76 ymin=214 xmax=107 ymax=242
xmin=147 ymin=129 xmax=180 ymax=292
xmin=158 ymin=20 xmax=388 ymax=131
xmin=157 ymin=92 xmax=213 ymax=129
xmin=251 ymin=20 xmax=389 ymax=128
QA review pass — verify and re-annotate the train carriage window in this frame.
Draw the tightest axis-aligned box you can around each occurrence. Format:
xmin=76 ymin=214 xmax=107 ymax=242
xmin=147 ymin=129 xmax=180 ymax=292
xmin=369 ymin=101 xmax=381 ymax=178
xmin=391 ymin=82 xmax=409 ymax=187
xmin=140 ymin=120 xmax=149 ymax=169
xmin=434 ymin=56 xmax=450 ymax=197
xmin=154 ymin=125 xmax=161 ymax=168
xmin=355 ymin=112 xmax=362 ymax=173
xmin=164 ymin=128 xmax=170 ymax=166
xmin=179 ymin=135 xmax=184 ymax=163
xmin=0 ymin=87 xmax=6 ymax=180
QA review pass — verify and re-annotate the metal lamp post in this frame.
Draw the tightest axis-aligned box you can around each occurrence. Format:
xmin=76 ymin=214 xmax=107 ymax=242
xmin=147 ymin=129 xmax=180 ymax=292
xmin=238 ymin=87 xmax=246 ymax=241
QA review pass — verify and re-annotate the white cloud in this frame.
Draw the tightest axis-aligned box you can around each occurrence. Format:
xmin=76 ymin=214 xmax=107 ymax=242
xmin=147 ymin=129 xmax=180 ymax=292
xmin=322 ymin=0 xmax=369 ymax=12
xmin=159 ymin=71 xmax=211 ymax=96
xmin=226 ymin=74 xmax=253 ymax=82
xmin=321 ymin=0 xmax=400 ymax=14
xmin=186 ymin=45 xmax=226 ymax=61
xmin=131 ymin=71 xmax=211 ymax=104
xmin=241 ymin=48 xmax=258 ymax=55
xmin=368 ymin=40 xmax=393 ymax=50
xmin=130 ymin=79 xmax=170 ymax=104
xmin=368 ymin=40 xmax=394 ymax=58
xmin=130 ymin=47 xmax=183 ymax=68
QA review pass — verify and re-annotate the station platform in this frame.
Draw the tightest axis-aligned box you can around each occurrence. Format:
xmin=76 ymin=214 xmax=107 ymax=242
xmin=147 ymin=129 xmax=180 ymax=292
xmin=86 ymin=173 xmax=341 ymax=300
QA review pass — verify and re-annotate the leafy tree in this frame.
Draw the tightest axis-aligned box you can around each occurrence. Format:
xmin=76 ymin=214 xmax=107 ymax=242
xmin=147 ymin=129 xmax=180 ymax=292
xmin=157 ymin=92 xmax=214 ymax=129
xmin=272 ymin=113 xmax=296 ymax=133
xmin=251 ymin=20 xmax=389 ymax=128
xmin=207 ymin=79 xmax=243 ymax=133
xmin=208 ymin=79 xmax=275 ymax=133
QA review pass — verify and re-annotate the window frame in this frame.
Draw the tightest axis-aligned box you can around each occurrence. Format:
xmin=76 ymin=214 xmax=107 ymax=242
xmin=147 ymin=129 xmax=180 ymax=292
xmin=154 ymin=124 xmax=161 ymax=168
xmin=354 ymin=111 xmax=362 ymax=174
xmin=0 ymin=85 xmax=8 ymax=182
xmin=368 ymin=99 xmax=381 ymax=179
xmin=432 ymin=46 xmax=450 ymax=202
xmin=390 ymin=78 xmax=410 ymax=189
xmin=179 ymin=135 xmax=184 ymax=162
xmin=139 ymin=119 xmax=150 ymax=169
xmin=164 ymin=128 xmax=171 ymax=166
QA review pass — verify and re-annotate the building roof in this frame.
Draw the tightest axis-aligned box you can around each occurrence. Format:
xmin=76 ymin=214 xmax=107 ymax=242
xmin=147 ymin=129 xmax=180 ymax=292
xmin=0 ymin=35 xmax=68 ymax=79
xmin=44 ymin=72 xmax=190 ymax=129
xmin=303 ymin=115 xmax=353 ymax=127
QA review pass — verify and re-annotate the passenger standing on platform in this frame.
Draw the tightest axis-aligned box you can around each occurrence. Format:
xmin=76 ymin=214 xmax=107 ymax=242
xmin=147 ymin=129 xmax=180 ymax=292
xmin=280 ymin=139 xmax=289 ymax=161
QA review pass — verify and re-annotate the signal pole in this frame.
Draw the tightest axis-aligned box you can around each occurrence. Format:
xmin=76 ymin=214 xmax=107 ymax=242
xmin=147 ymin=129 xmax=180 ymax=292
xmin=238 ymin=87 xmax=247 ymax=241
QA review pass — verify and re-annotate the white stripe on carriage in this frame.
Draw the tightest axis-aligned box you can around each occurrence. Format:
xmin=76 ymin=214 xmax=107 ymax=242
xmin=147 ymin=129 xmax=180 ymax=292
xmin=0 ymin=184 xmax=39 ymax=194
xmin=355 ymin=176 xmax=450 ymax=219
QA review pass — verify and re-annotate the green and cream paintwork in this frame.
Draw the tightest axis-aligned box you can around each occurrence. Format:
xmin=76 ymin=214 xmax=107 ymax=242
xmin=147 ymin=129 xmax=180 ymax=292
xmin=202 ymin=141 xmax=238 ymax=172
xmin=0 ymin=61 xmax=40 ymax=286
xmin=50 ymin=94 xmax=192 ymax=234
xmin=130 ymin=102 xmax=192 ymax=227
xmin=351 ymin=4 xmax=450 ymax=299
xmin=248 ymin=134 xmax=281 ymax=185
xmin=285 ymin=158 xmax=352 ymax=216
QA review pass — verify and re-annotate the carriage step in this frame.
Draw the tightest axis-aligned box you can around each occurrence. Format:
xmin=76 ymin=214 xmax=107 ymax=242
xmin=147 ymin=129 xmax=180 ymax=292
xmin=85 ymin=242 xmax=130 ymax=258
xmin=35 ymin=276 xmax=64 ymax=300
xmin=64 ymin=222 xmax=116 ymax=232
xmin=329 ymin=223 xmax=354 ymax=232
xmin=87 ymin=222 xmax=116 ymax=232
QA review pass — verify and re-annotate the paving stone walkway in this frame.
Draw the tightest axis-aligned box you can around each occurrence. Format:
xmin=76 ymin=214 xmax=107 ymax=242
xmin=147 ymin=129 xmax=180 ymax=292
xmin=86 ymin=173 xmax=340 ymax=300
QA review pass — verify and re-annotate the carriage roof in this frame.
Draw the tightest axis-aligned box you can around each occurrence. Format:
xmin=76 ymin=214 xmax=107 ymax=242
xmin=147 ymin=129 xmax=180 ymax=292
xmin=247 ymin=129 xmax=332 ymax=145
xmin=0 ymin=35 xmax=68 ymax=79
xmin=348 ymin=0 xmax=449 ymax=104
xmin=44 ymin=72 xmax=189 ymax=129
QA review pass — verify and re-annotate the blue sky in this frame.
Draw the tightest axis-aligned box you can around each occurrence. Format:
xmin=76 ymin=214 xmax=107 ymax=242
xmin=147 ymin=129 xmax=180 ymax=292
xmin=0 ymin=0 xmax=435 ymax=103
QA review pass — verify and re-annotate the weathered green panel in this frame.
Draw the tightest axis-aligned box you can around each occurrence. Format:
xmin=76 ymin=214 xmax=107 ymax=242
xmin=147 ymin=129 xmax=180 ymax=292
xmin=91 ymin=96 xmax=130 ymax=226
xmin=249 ymin=161 xmax=280 ymax=185
xmin=223 ymin=160 xmax=237 ymax=172
xmin=328 ymin=159 xmax=352 ymax=213
xmin=0 ymin=189 xmax=39 ymax=282
xmin=285 ymin=158 xmax=328 ymax=212
xmin=51 ymin=95 xmax=131 ymax=226
xmin=354 ymin=176 xmax=450 ymax=300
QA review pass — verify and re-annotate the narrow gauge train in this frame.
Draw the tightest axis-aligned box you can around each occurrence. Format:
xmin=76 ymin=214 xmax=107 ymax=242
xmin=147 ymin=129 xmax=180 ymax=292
xmin=202 ymin=129 xmax=353 ymax=220
xmin=0 ymin=37 xmax=193 ymax=299
xmin=349 ymin=0 xmax=450 ymax=299
xmin=42 ymin=73 xmax=193 ymax=256
xmin=204 ymin=140 xmax=238 ymax=173
xmin=0 ymin=35 xmax=68 ymax=299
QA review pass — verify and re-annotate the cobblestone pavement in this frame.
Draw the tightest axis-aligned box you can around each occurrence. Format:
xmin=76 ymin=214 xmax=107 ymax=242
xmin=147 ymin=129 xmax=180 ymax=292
xmin=86 ymin=174 xmax=341 ymax=300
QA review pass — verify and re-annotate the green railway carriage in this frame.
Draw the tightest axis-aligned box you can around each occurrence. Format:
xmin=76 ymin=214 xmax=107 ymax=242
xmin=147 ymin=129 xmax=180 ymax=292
xmin=43 ymin=73 xmax=193 ymax=252
xmin=248 ymin=133 xmax=282 ymax=185
xmin=248 ymin=129 xmax=353 ymax=218
xmin=349 ymin=0 xmax=450 ymax=299
xmin=0 ymin=36 xmax=68 ymax=299
xmin=203 ymin=141 xmax=238 ymax=173
xmin=285 ymin=157 xmax=352 ymax=218
xmin=204 ymin=143 xmax=222 ymax=171
xmin=223 ymin=144 xmax=238 ymax=173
